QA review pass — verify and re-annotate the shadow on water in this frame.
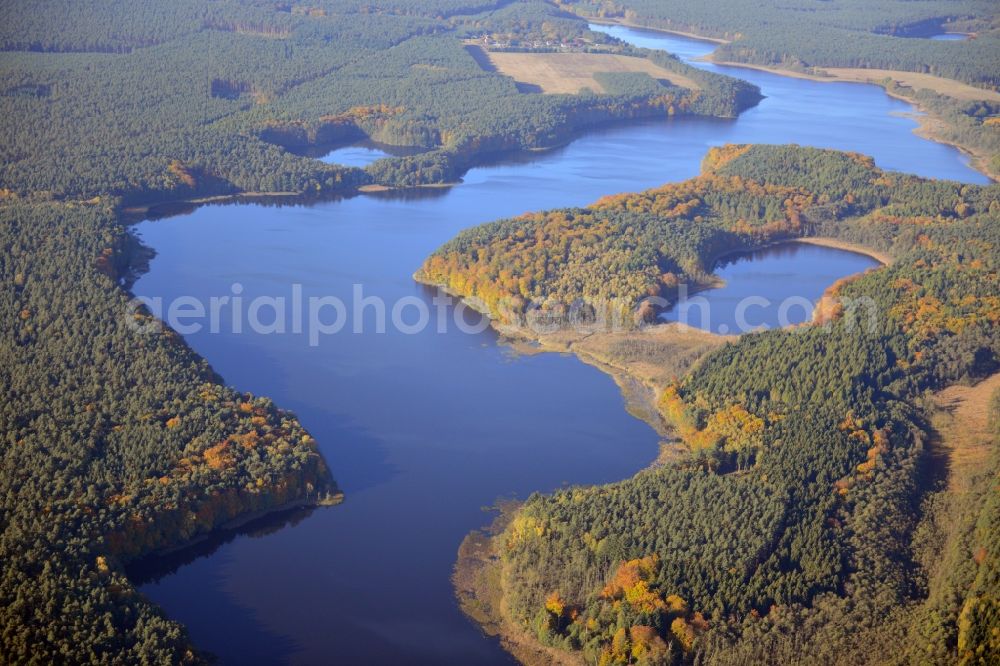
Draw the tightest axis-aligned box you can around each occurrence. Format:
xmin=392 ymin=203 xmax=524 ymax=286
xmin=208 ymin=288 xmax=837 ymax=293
xmin=126 ymin=509 xmax=314 ymax=664
xmin=126 ymin=507 xmax=318 ymax=587
xmin=126 ymin=508 xmax=316 ymax=664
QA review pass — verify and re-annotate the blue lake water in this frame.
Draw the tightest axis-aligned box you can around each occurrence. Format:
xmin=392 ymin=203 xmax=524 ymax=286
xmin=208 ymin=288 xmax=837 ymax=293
xmin=320 ymin=143 xmax=394 ymax=167
xmin=661 ymin=243 xmax=880 ymax=334
xmin=320 ymin=145 xmax=392 ymax=167
xmin=131 ymin=24 xmax=988 ymax=665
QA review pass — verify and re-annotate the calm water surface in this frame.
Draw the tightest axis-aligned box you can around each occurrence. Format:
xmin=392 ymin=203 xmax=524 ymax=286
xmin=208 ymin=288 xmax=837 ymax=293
xmin=132 ymin=25 xmax=987 ymax=665
xmin=661 ymin=244 xmax=880 ymax=334
xmin=319 ymin=145 xmax=391 ymax=167
xmin=320 ymin=142 xmax=396 ymax=167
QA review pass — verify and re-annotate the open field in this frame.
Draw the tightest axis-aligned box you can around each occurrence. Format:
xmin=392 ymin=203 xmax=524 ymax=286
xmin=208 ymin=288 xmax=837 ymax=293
xmin=483 ymin=51 xmax=699 ymax=94
xmin=567 ymin=322 xmax=728 ymax=388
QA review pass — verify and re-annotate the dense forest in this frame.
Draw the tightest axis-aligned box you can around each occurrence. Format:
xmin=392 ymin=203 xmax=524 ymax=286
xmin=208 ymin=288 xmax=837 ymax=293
xmin=559 ymin=0 xmax=1000 ymax=90
xmin=0 ymin=0 xmax=758 ymax=201
xmin=425 ymin=145 xmax=1000 ymax=664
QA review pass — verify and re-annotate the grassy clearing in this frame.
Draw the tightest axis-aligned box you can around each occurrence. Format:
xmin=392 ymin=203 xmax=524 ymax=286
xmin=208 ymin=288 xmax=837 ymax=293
xmin=931 ymin=372 xmax=1000 ymax=493
xmin=484 ymin=51 xmax=699 ymax=94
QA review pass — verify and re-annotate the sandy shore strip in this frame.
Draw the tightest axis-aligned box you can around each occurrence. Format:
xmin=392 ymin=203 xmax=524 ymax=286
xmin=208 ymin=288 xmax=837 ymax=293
xmin=795 ymin=236 xmax=894 ymax=265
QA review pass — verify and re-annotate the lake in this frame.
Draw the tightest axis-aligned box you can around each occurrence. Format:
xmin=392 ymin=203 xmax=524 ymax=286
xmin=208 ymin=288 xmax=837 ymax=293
xmin=318 ymin=140 xmax=428 ymax=168
xmin=130 ymin=25 xmax=987 ymax=665
xmin=660 ymin=243 xmax=880 ymax=334
xmin=319 ymin=144 xmax=392 ymax=167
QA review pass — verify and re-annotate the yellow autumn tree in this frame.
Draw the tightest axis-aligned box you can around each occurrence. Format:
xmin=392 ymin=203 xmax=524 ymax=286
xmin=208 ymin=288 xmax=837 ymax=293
xmin=545 ymin=591 xmax=565 ymax=617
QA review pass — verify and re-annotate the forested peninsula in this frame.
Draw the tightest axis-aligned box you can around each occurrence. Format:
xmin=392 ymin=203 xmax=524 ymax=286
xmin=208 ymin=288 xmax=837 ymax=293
xmin=420 ymin=144 xmax=1000 ymax=664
